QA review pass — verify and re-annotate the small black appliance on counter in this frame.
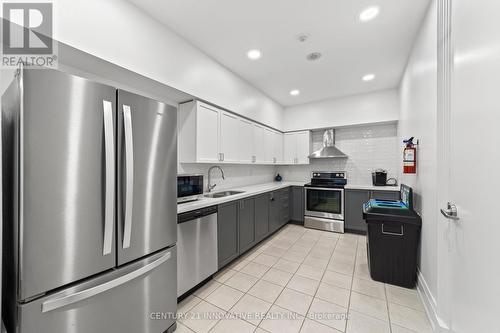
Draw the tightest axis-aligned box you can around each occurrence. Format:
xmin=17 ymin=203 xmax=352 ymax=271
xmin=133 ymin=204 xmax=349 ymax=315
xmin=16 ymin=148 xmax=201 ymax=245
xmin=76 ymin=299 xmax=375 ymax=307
xmin=372 ymin=169 xmax=388 ymax=186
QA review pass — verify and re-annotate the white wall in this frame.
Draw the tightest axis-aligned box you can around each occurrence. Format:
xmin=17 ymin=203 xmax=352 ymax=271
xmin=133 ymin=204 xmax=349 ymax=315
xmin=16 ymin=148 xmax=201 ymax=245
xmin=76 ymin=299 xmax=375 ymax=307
xmin=278 ymin=123 xmax=399 ymax=185
xmin=53 ymin=0 xmax=284 ymax=130
xmin=283 ymin=89 xmax=399 ymax=132
xmin=398 ymin=1 xmax=438 ymax=301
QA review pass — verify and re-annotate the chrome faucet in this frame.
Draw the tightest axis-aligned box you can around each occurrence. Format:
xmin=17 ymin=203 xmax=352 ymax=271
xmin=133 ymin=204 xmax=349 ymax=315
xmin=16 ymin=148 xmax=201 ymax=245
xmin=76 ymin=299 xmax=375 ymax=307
xmin=207 ymin=166 xmax=225 ymax=192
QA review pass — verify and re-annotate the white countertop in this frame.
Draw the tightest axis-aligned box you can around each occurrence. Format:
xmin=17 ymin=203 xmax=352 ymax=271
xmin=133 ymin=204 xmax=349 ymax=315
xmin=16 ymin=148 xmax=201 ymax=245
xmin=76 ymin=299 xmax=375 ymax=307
xmin=177 ymin=181 xmax=306 ymax=214
xmin=177 ymin=181 xmax=399 ymax=214
xmin=344 ymin=184 xmax=400 ymax=191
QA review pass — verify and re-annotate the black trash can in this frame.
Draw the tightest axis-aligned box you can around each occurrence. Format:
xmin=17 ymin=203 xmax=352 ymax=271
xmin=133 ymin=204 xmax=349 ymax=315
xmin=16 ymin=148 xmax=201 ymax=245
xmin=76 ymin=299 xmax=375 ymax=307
xmin=362 ymin=185 xmax=421 ymax=289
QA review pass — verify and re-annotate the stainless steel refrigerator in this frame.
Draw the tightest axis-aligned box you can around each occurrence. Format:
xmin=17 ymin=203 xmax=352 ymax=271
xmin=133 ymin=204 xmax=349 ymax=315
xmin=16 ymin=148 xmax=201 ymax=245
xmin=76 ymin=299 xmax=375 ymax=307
xmin=1 ymin=68 xmax=178 ymax=333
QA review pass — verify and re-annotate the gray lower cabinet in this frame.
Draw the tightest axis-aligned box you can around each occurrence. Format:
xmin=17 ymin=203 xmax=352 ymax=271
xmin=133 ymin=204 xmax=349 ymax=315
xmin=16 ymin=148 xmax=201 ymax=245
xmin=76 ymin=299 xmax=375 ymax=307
xmin=290 ymin=186 xmax=304 ymax=223
xmin=239 ymin=197 xmax=256 ymax=253
xmin=345 ymin=190 xmax=370 ymax=233
xmin=217 ymin=201 xmax=239 ymax=268
xmin=255 ymin=194 xmax=269 ymax=242
xmin=269 ymin=191 xmax=282 ymax=233
xmin=280 ymin=188 xmax=290 ymax=226
xmin=345 ymin=189 xmax=400 ymax=233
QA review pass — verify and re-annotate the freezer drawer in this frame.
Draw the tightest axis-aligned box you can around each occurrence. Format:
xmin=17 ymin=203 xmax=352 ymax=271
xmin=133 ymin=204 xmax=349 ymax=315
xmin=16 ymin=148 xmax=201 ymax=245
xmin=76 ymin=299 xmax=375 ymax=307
xmin=13 ymin=247 xmax=177 ymax=333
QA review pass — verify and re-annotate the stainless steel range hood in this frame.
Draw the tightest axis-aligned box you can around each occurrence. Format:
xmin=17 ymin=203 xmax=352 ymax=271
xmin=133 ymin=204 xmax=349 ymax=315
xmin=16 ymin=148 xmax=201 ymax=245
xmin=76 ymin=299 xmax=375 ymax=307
xmin=309 ymin=129 xmax=348 ymax=159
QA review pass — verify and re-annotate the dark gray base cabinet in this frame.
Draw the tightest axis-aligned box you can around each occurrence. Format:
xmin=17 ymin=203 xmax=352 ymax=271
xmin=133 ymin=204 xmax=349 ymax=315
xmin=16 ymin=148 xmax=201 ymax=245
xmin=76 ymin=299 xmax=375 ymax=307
xmin=290 ymin=186 xmax=304 ymax=223
xmin=239 ymin=198 xmax=256 ymax=253
xmin=345 ymin=189 xmax=399 ymax=233
xmin=255 ymin=194 xmax=269 ymax=242
xmin=217 ymin=201 xmax=240 ymax=268
xmin=216 ymin=187 xmax=293 ymax=269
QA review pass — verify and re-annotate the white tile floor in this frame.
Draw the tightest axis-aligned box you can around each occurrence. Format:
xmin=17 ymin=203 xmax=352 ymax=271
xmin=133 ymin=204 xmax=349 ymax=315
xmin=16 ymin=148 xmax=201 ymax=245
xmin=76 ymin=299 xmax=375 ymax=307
xmin=176 ymin=225 xmax=432 ymax=333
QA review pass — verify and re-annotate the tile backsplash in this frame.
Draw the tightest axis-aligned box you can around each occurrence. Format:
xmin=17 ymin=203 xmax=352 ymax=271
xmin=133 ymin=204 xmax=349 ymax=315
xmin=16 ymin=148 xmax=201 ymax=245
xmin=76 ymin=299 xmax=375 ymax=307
xmin=277 ymin=123 xmax=400 ymax=185
xmin=178 ymin=163 xmax=277 ymax=192
xmin=178 ymin=123 xmax=399 ymax=191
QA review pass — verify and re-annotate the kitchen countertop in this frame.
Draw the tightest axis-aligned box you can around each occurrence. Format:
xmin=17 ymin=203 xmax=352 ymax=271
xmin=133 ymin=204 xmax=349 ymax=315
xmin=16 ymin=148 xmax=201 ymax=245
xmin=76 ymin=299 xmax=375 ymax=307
xmin=177 ymin=181 xmax=306 ymax=214
xmin=344 ymin=184 xmax=400 ymax=191
xmin=177 ymin=181 xmax=400 ymax=214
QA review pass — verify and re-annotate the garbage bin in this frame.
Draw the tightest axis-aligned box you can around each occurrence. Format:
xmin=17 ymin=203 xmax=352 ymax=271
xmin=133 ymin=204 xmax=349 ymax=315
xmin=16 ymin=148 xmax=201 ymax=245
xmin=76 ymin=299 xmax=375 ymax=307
xmin=362 ymin=185 xmax=421 ymax=288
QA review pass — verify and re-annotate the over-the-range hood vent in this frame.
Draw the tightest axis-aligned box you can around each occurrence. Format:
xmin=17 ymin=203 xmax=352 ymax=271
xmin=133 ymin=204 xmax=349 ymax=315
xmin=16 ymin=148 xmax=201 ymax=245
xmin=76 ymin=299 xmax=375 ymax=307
xmin=309 ymin=129 xmax=348 ymax=159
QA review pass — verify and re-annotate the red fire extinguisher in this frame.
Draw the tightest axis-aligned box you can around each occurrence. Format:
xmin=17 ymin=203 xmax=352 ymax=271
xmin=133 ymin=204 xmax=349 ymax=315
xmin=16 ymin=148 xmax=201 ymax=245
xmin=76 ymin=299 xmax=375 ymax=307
xmin=403 ymin=137 xmax=417 ymax=174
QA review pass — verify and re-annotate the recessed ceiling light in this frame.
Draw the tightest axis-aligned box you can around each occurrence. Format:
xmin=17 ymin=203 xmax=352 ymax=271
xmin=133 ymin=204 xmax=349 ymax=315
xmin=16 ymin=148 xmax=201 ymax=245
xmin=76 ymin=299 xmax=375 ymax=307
xmin=362 ymin=74 xmax=376 ymax=81
xmin=247 ymin=49 xmax=262 ymax=60
xmin=290 ymin=89 xmax=300 ymax=96
xmin=306 ymin=52 xmax=322 ymax=61
xmin=359 ymin=6 xmax=380 ymax=22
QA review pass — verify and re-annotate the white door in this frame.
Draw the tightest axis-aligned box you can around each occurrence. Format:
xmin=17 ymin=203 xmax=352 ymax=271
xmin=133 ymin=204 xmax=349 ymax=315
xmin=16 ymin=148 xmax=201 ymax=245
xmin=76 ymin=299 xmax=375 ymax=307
xmin=196 ymin=104 xmax=220 ymax=162
xmin=239 ymin=119 xmax=254 ymax=163
xmin=219 ymin=112 xmax=239 ymax=163
xmin=253 ymin=124 xmax=265 ymax=163
xmin=438 ymin=0 xmax=500 ymax=331
xmin=295 ymin=131 xmax=310 ymax=164
xmin=283 ymin=133 xmax=296 ymax=164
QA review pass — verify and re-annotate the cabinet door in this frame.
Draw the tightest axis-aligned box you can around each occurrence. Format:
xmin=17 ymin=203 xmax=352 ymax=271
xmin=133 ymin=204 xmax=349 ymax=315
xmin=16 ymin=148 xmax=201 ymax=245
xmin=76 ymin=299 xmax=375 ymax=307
xmin=263 ymin=128 xmax=274 ymax=164
xmin=196 ymin=104 xmax=220 ymax=162
xmin=283 ymin=133 xmax=296 ymax=164
xmin=219 ymin=112 xmax=239 ymax=163
xmin=345 ymin=190 xmax=370 ymax=233
xmin=280 ymin=188 xmax=290 ymax=225
xmin=255 ymin=194 xmax=269 ymax=241
xmin=269 ymin=191 xmax=282 ymax=232
xmin=290 ymin=186 xmax=304 ymax=223
xmin=296 ymin=131 xmax=311 ymax=164
xmin=253 ymin=124 xmax=265 ymax=163
xmin=217 ymin=202 xmax=239 ymax=268
xmin=273 ymin=131 xmax=283 ymax=164
xmin=239 ymin=198 xmax=256 ymax=253
xmin=239 ymin=119 xmax=254 ymax=163
xmin=371 ymin=190 xmax=400 ymax=201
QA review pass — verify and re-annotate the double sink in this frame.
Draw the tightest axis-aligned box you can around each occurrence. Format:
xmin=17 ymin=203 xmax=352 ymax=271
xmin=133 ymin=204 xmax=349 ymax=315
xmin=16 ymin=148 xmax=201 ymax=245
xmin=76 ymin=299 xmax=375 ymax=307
xmin=203 ymin=190 xmax=245 ymax=198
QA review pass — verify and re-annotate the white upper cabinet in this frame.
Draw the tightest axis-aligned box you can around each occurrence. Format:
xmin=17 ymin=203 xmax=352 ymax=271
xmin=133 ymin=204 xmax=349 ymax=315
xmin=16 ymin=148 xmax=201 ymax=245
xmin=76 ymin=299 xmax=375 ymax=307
xmin=179 ymin=100 xmax=305 ymax=165
xmin=295 ymin=131 xmax=311 ymax=164
xmin=179 ymin=101 xmax=220 ymax=163
xmin=283 ymin=131 xmax=311 ymax=165
xmin=273 ymin=131 xmax=283 ymax=164
xmin=252 ymin=124 xmax=265 ymax=164
xmin=238 ymin=118 xmax=254 ymax=163
xmin=219 ymin=111 xmax=240 ymax=163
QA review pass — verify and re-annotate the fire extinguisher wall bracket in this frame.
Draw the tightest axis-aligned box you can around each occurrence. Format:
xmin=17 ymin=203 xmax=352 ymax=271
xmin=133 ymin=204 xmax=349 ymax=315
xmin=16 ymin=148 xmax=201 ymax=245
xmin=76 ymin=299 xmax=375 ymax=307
xmin=403 ymin=137 xmax=418 ymax=174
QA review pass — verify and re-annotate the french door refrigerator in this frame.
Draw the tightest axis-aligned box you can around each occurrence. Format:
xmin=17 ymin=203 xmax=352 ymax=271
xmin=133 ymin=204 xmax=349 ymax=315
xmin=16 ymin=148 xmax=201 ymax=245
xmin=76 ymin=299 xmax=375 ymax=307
xmin=2 ymin=68 xmax=178 ymax=333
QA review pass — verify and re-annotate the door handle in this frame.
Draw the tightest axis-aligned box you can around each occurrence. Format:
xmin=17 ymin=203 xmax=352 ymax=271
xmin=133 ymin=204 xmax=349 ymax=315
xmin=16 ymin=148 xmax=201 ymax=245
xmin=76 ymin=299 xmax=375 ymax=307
xmin=441 ymin=202 xmax=459 ymax=220
xmin=41 ymin=251 xmax=171 ymax=313
xmin=102 ymin=100 xmax=115 ymax=256
xmin=122 ymin=105 xmax=134 ymax=249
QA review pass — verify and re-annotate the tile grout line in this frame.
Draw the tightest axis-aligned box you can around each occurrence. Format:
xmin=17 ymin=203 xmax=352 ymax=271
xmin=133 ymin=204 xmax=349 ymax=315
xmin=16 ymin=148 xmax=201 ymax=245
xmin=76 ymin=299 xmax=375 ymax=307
xmin=211 ymin=225 xmax=309 ymax=331
xmin=297 ymin=232 xmax=342 ymax=332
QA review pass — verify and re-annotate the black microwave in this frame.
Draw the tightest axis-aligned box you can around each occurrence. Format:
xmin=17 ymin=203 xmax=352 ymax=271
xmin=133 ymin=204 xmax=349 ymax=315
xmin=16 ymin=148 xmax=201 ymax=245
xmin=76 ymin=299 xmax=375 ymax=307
xmin=177 ymin=174 xmax=204 ymax=203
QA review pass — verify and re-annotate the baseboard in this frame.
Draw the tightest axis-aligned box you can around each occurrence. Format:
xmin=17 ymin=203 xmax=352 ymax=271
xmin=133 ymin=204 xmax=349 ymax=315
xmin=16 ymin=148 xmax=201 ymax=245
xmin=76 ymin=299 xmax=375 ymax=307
xmin=416 ymin=270 xmax=449 ymax=333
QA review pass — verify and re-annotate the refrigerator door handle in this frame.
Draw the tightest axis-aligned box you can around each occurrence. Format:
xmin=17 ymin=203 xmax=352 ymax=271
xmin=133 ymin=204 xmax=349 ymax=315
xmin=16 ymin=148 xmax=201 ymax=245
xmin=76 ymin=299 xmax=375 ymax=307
xmin=122 ymin=105 xmax=134 ymax=249
xmin=41 ymin=250 xmax=172 ymax=313
xmin=102 ymin=100 xmax=115 ymax=256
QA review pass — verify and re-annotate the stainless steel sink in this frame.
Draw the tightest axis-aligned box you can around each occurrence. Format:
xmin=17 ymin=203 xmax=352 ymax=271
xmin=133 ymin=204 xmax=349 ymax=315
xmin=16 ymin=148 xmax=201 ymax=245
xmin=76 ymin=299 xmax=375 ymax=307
xmin=204 ymin=190 xmax=245 ymax=198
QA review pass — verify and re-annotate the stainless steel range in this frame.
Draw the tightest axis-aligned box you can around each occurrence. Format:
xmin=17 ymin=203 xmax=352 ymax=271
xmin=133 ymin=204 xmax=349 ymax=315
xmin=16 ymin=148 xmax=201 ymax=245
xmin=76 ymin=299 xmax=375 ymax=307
xmin=304 ymin=171 xmax=347 ymax=233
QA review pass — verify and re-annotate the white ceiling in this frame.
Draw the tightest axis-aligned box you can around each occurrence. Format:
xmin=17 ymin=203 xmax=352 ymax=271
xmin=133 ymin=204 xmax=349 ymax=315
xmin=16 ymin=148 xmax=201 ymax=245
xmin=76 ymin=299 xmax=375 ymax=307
xmin=128 ymin=0 xmax=430 ymax=106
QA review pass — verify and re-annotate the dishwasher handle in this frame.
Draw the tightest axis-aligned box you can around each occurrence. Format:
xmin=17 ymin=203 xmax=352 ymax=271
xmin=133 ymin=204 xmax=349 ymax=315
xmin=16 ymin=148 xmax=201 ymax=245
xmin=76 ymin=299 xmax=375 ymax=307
xmin=178 ymin=206 xmax=218 ymax=224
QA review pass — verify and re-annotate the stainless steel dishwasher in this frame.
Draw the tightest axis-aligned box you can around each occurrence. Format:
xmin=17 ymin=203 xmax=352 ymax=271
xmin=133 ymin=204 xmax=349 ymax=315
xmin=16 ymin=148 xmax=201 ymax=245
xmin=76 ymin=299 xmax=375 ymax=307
xmin=177 ymin=205 xmax=218 ymax=297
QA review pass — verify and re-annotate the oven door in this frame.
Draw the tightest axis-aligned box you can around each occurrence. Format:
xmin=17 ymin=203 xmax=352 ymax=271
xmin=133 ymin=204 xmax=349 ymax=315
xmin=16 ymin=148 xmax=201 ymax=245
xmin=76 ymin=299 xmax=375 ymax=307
xmin=304 ymin=187 xmax=344 ymax=220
